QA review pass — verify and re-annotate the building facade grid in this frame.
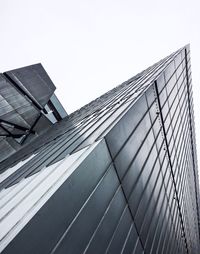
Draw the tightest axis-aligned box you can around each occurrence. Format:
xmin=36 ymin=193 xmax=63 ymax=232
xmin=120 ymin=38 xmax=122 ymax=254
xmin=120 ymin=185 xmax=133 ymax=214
xmin=0 ymin=45 xmax=199 ymax=254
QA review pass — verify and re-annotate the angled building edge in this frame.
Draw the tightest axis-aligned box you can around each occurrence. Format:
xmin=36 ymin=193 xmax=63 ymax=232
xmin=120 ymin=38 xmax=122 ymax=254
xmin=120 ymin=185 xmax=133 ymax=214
xmin=0 ymin=45 xmax=200 ymax=254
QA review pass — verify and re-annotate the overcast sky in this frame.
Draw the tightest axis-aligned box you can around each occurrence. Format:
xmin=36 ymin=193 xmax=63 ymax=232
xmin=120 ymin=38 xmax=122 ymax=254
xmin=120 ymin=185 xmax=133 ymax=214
xmin=0 ymin=0 xmax=200 ymax=168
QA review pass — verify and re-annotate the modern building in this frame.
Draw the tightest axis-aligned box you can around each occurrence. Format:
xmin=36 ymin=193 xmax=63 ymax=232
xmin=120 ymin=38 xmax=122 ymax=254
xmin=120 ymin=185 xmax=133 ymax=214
xmin=0 ymin=45 xmax=199 ymax=254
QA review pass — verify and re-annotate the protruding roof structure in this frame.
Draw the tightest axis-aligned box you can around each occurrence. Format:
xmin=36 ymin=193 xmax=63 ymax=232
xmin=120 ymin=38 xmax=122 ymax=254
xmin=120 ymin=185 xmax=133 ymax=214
xmin=0 ymin=64 xmax=67 ymax=162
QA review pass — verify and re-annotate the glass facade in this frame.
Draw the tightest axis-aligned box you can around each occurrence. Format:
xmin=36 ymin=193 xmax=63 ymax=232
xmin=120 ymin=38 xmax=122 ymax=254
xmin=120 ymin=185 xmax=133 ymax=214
xmin=0 ymin=45 xmax=199 ymax=254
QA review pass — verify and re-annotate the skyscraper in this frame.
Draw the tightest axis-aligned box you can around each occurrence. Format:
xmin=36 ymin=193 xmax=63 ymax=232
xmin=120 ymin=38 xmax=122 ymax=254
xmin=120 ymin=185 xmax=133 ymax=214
xmin=0 ymin=45 xmax=199 ymax=254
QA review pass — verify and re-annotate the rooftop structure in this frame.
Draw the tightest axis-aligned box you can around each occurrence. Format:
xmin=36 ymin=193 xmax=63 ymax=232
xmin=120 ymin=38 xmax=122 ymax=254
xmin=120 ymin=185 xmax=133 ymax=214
xmin=0 ymin=63 xmax=67 ymax=162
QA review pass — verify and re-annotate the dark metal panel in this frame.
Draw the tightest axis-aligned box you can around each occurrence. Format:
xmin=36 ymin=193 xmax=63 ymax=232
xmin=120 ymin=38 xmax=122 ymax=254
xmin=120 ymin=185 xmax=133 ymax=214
xmin=121 ymin=129 xmax=155 ymax=200
xmin=141 ymin=149 xmax=168 ymax=250
xmin=121 ymin=224 xmax=139 ymax=254
xmin=83 ymin=187 xmax=126 ymax=254
xmin=134 ymin=159 xmax=161 ymax=233
xmin=51 ymin=164 xmax=119 ymax=254
xmin=105 ymin=94 xmax=148 ymax=158
xmin=113 ymin=111 xmax=152 ymax=179
xmin=70 ymin=98 xmax=143 ymax=154
xmin=2 ymin=139 xmax=112 ymax=254
xmin=4 ymin=63 xmax=56 ymax=108
xmin=148 ymin=196 xmax=168 ymax=253
xmin=0 ymin=71 xmax=52 ymax=162
xmin=133 ymin=239 xmax=144 ymax=254
xmin=49 ymin=94 xmax=67 ymax=119
xmin=0 ymin=74 xmax=36 ymax=129
xmin=32 ymin=114 xmax=52 ymax=135
xmin=0 ymin=138 xmax=16 ymax=162
xmin=105 ymin=207 xmax=134 ymax=254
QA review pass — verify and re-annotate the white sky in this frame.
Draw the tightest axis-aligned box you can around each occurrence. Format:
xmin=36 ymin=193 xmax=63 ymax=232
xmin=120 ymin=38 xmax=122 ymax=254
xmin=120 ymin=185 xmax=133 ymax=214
xmin=0 ymin=0 xmax=200 ymax=168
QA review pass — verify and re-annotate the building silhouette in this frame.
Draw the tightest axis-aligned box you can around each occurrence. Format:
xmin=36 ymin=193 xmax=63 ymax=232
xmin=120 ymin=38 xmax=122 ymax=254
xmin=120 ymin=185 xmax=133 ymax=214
xmin=0 ymin=45 xmax=199 ymax=254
